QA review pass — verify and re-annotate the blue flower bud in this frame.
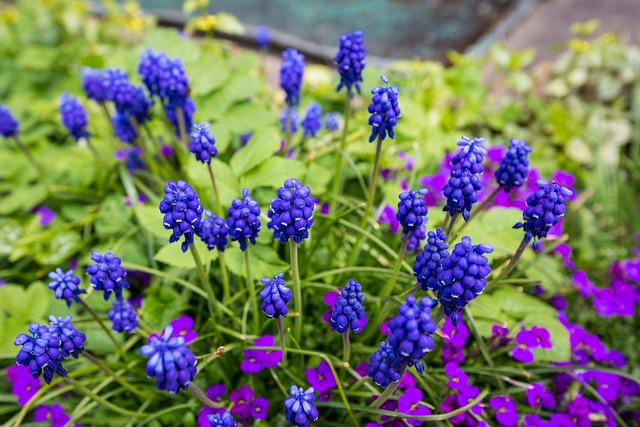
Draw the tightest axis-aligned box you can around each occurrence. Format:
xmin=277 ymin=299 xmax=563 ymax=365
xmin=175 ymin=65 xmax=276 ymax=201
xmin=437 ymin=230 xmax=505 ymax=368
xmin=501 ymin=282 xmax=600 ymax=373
xmin=208 ymin=411 xmax=236 ymax=427
xmin=413 ymin=228 xmax=450 ymax=292
xmin=198 ymin=211 xmax=229 ymax=252
xmin=59 ymin=93 xmax=89 ymax=141
xmin=284 ymin=385 xmax=319 ymax=427
xmin=330 ymin=280 xmax=366 ymax=334
xmin=268 ymin=179 xmax=315 ymax=244
xmin=190 ymin=123 xmax=218 ymax=164
xmin=387 ymin=295 xmax=438 ymax=367
xmin=495 ymin=138 xmax=533 ymax=192
xmin=0 ymin=104 xmax=19 ymax=138
xmin=159 ymin=180 xmax=205 ymax=253
xmin=367 ymin=342 xmax=401 ymax=387
xmin=367 ymin=75 xmax=400 ymax=143
xmin=396 ymin=189 xmax=429 ymax=235
xmin=255 ymin=26 xmax=271 ymax=49
xmin=260 ymin=273 xmax=292 ymax=318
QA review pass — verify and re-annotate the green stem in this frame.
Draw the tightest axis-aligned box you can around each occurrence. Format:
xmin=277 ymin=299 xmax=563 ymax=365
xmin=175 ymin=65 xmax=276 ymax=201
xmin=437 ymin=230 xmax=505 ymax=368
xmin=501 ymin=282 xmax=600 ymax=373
xmin=79 ymin=299 xmax=124 ymax=357
xmin=502 ymin=237 xmax=530 ymax=278
xmin=207 ymin=163 xmax=225 ymax=217
xmin=84 ymin=136 xmax=100 ymax=160
xmin=13 ymin=136 xmax=45 ymax=182
xmin=370 ymin=364 xmax=407 ymax=409
xmin=445 ymin=213 xmax=459 ymax=237
xmin=189 ymin=245 xmax=219 ymax=322
xmin=379 ymin=238 xmax=408 ymax=299
xmin=290 ymin=239 xmax=303 ymax=343
xmin=63 ymin=376 xmax=147 ymax=417
xmin=244 ymin=247 xmax=260 ymax=333
xmin=277 ymin=317 xmax=287 ymax=366
xmin=187 ymin=382 xmax=224 ymax=408
xmin=80 ymin=350 xmax=146 ymax=398
xmin=342 ymin=331 xmax=351 ymax=363
xmin=176 ymin=106 xmax=188 ymax=148
xmin=283 ymin=107 xmax=292 ymax=154
xmin=218 ymin=251 xmax=231 ymax=302
xmin=464 ymin=307 xmax=506 ymax=393
xmin=329 ymin=92 xmax=352 ymax=215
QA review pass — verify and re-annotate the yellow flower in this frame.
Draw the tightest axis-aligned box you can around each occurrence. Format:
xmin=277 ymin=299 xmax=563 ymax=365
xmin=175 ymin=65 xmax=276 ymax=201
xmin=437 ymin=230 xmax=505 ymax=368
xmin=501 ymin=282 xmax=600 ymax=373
xmin=194 ymin=15 xmax=217 ymax=32
xmin=568 ymin=39 xmax=590 ymax=53
xmin=0 ymin=7 xmax=18 ymax=23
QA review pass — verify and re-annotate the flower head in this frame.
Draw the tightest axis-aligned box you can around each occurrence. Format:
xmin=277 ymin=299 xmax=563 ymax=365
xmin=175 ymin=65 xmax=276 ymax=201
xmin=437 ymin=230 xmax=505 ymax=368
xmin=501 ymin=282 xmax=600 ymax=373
xmin=512 ymin=329 xmax=538 ymax=364
xmin=7 ymin=365 xmax=40 ymax=405
xmin=489 ymin=396 xmax=518 ymax=427
xmin=198 ymin=384 xmax=227 ymax=425
xmin=301 ymin=103 xmax=322 ymax=137
xmin=81 ymin=67 xmax=107 ymax=103
xmin=260 ymin=273 xmax=292 ymax=318
xmin=140 ymin=325 xmax=197 ymax=393
xmin=404 ymin=224 xmax=427 ymax=253
xmin=108 ymin=301 xmax=139 ymax=333
xmin=284 ymin=385 xmax=319 ymax=427
xmin=396 ymin=189 xmax=429 ymax=235
xmin=280 ymin=107 xmax=299 ymax=134
xmin=387 ymin=295 xmax=437 ymax=366
xmin=514 ymin=180 xmax=573 ymax=250
xmin=306 ymin=360 xmax=336 ymax=393
xmin=198 ymin=211 xmax=229 ymax=252
xmin=441 ymin=314 xmax=469 ymax=349
xmin=526 ymin=383 xmax=556 ymax=409
xmin=444 ymin=362 xmax=469 ymax=391
xmin=86 ymin=250 xmax=130 ymax=301
xmin=140 ymin=50 xmax=190 ymax=106
xmin=280 ymin=48 xmax=305 ymax=107
xmin=166 ymin=314 xmax=198 ymax=344
xmin=48 ymin=315 xmax=86 ymax=359
xmin=190 ymin=123 xmax=218 ymax=164
xmin=324 ymin=112 xmax=341 ymax=131
xmin=442 ymin=169 xmax=482 ymax=222
xmin=251 ymin=396 xmax=269 ymax=419
xmin=165 ymin=97 xmax=196 ymax=136
xmin=330 ymin=280 xmax=366 ymax=334
xmin=240 ymin=335 xmax=282 ymax=374
xmin=58 ymin=92 xmax=89 ymax=141
xmin=335 ymin=30 xmax=366 ymax=96
xmin=207 ymin=411 xmax=236 ymax=427
xmin=267 ymin=179 xmax=315 ymax=244
xmin=226 ymin=188 xmax=261 ymax=251
xmin=495 ymin=138 xmax=533 ymax=192
xmin=398 ymin=388 xmax=431 ymax=426
xmin=14 ymin=323 xmax=67 ymax=384
xmin=47 ymin=268 xmax=85 ymax=307
xmin=112 ymin=112 xmax=138 ymax=143
xmin=33 ymin=404 xmax=71 ymax=427
xmin=159 ymin=180 xmax=205 ymax=252
xmin=0 ymin=103 xmax=19 ymax=137
xmin=367 ymin=75 xmax=400 ymax=143
xmin=255 ymin=25 xmax=271 ymax=49
xmin=230 ymin=385 xmax=254 ymax=419
xmin=451 ymin=136 xmax=487 ymax=175
xmin=437 ymin=236 xmax=493 ymax=323
xmin=368 ymin=341 xmax=401 ymax=387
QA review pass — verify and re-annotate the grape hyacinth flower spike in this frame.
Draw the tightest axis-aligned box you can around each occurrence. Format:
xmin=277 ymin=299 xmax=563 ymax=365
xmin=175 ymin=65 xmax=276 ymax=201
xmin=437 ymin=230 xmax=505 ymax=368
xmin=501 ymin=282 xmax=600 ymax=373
xmin=284 ymin=385 xmax=319 ymax=427
xmin=267 ymin=178 xmax=315 ymax=245
xmin=80 ymin=67 xmax=107 ymax=104
xmin=0 ymin=103 xmax=19 ymax=138
xmin=48 ymin=268 xmax=85 ymax=307
xmin=260 ymin=273 xmax=292 ymax=319
xmin=367 ymin=75 xmax=401 ymax=143
xmin=58 ymin=92 xmax=90 ymax=141
xmin=280 ymin=48 xmax=305 ymax=108
xmin=301 ymin=103 xmax=322 ymax=138
xmin=413 ymin=227 xmax=450 ymax=293
xmin=86 ymin=250 xmax=129 ymax=301
xmin=15 ymin=323 xmax=67 ymax=384
xmin=335 ymin=30 xmax=366 ymax=96
xmin=227 ymin=188 xmax=261 ymax=251
xmin=190 ymin=122 xmax=218 ymax=164
xmin=495 ymin=138 xmax=533 ymax=193
xmin=49 ymin=315 xmax=86 ymax=359
xmin=108 ymin=301 xmax=139 ymax=333
xmin=159 ymin=180 xmax=205 ymax=253
xmin=330 ymin=280 xmax=365 ymax=362
xmin=208 ymin=411 xmax=236 ymax=427
xmin=367 ymin=341 xmax=401 ymax=387
xmin=198 ymin=211 xmax=229 ymax=252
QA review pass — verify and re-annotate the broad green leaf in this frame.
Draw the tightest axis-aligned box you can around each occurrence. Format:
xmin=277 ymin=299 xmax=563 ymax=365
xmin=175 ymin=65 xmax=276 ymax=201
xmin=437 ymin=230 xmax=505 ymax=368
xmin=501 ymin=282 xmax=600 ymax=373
xmin=187 ymin=55 xmax=230 ymax=96
xmin=95 ymin=194 xmax=134 ymax=238
xmin=154 ymin=241 xmax=217 ymax=269
xmin=457 ymin=208 xmax=523 ymax=259
xmin=186 ymin=157 xmax=239 ymax=208
xmin=141 ymin=285 xmax=182 ymax=332
xmin=230 ymin=127 xmax=281 ymax=175
xmin=493 ymin=288 xmax=557 ymax=318
xmin=526 ymin=314 xmax=571 ymax=362
xmin=134 ymin=204 xmax=167 ymax=240
xmin=0 ymin=183 xmax=47 ymax=215
xmin=0 ymin=219 xmax=23 ymax=256
xmin=224 ymin=244 xmax=288 ymax=279
xmin=222 ymin=103 xmax=276 ymax=133
xmin=242 ymin=157 xmax=306 ymax=190
xmin=0 ymin=283 xmax=50 ymax=357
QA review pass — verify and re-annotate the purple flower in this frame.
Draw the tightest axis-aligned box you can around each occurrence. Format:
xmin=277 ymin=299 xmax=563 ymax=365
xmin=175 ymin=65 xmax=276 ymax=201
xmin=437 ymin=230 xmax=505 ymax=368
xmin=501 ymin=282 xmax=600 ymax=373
xmin=81 ymin=67 xmax=106 ymax=103
xmin=550 ymin=295 xmax=567 ymax=311
xmin=33 ymin=404 xmax=71 ymax=427
xmin=512 ymin=329 xmax=538 ymax=364
xmin=32 ymin=206 xmax=56 ymax=227
xmin=367 ymin=75 xmax=401 ymax=143
xmin=284 ymin=385 xmax=318 ymax=427
xmin=330 ymin=280 xmax=366 ymax=334
xmin=197 ymin=384 xmax=226 ymax=426
xmin=523 ymin=414 xmax=546 ymax=427
xmin=159 ymin=180 xmax=205 ymax=253
xmin=226 ymin=188 xmax=261 ymax=251
xmin=48 ymin=268 xmax=85 ymax=307
xmin=531 ymin=326 xmax=553 ymax=349
xmin=398 ymin=388 xmax=430 ymax=426
xmin=489 ymin=396 xmax=518 ymax=427
xmin=301 ymin=103 xmax=322 ymax=137
xmin=572 ymin=270 xmax=595 ymax=298
xmin=260 ymin=273 xmax=292 ymax=319
xmin=207 ymin=412 xmax=236 ymax=427
xmin=190 ymin=123 xmax=218 ymax=164
xmin=15 ymin=323 xmax=66 ymax=384
xmin=444 ymin=362 xmax=469 ymax=391
xmin=305 ymin=360 xmax=336 ymax=393
xmin=230 ymin=385 xmax=254 ymax=419
xmin=280 ymin=49 xmax=305 ymax=107
xmin=441 ymin=315 xmax=469 ymax=349
xmin=7 ymin=365 xmax=40 ymax=405
xmin=108 ymin=301 xmax=139 ymax=333
xmin=549 ymin=413 xmax=575 ymax=427
xmin=166 ymin=314 xmax=198 ymax=344
xmin=0 ymin=103 xmax=19 ymax=137
xmin=59 ymin=92 xmax=89 ymax=141
xmin=317 ymin=391 xmax=332 ymax=402
xmin=441 ymin=344 xmax=465 ymax=365
xmin=86 ymin=250 xmax=129 ymax=302
xmin=335 ymin=30 xmax=366 ymax=96
xmin=554 ymin=243 xmax=575 ymax=269
xmin=456 ymin=385 xmax=483 ymax=416
xmin=250 ymin=396 xmax=269 ymax=419
xmin=379 ymin=205 xmax=401 ymax=235
xmin=240 ymin=335 xmax=282 ymax=374
xmin=526 ymin=383 xmax=556 ymax=409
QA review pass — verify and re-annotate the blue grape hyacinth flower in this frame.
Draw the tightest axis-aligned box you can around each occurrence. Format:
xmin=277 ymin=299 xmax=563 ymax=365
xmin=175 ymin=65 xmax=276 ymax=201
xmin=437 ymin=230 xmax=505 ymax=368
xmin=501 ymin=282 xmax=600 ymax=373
xmin=227 ymin=188 xmax=262 ymax=251
xmin=255 ymin=25 xmax=271 ymax=49
xmin=48 ymin=315 xmax=86 ymax=359
xmin=208 ymin=411 xmax=236 ymax=427
xmin=48 ymin=268 xmax=85 ymax=307
xmin=86 ymin=250 xmax=130 ymax=302
xmin=198 ymin=211 xmax=229 ymax=252
xmin=284 ymin=385 xmax=319 ymax=427
xmin=324 ymin=112 xmax=341 ymax=132
xmin=301 ymin=103 xmax=322 ymax=137
xmin=514 ymin=180 xmax=572 ymax=250
xmin=112 ymin=112 xmax=138 ymax=144
xmin=190 ymin=122 xmax=218 ymax=164
xmin=396 ymin=189 xmax=429 ymax=236
xmin=138 ymin=48 xmax=165 ymax=98
xmin=280 ymin=107 xmax=299 ymax=135
xmin=0 ymin=103 xmax=19 ymax=138
xmin=367 ymin=341 xmax=401 ymax=387
xmin=58 ymin=92 xmax=89 ymax=141
xmin=495 ymin=138 xmax=533 ymax=193
xmin=451 ymin=136 xmax=487 ymax=175
xmin=437 ymin=236 xmax=493 ymax=324
xmin=387 ymin=295 xmax=438 ymax=367
xmin=80 ymin=67 xmax=107 ymax=103
xmin=15 ymin=323 xmax=67 ymax=384
xmin=442 ymin=169 xmax=482 ymax=222
xmin=165 ymin=97 xmax=196 ymax=136
xmin=280 ymin=48 xmax=305 ymax=107
xmin=103 ymin=68 xmax=152 ymax=125
xmin=267 ymin=179 xmax=315 ymax=244
xmin=335 ymin=30 xmax=366 ymax=96
xmin=413 ymin=228 xmax=450 ymax=292
xmin=367 ymin=75 xmax=400 ymax=143
xmin=140 ymin=325 xmax=197 ymax=394
xmin=260 ymin=273 xmax=292 ymax=319
xmin=159 ymin=180 xmax=205 ymax=253
xmin=108 ymin=301 xmax=139 ymax=333
xmin=404 ymin=223 xmax=426 ymax=253
xmin=330 ymin=280 xmax=366 ymax=334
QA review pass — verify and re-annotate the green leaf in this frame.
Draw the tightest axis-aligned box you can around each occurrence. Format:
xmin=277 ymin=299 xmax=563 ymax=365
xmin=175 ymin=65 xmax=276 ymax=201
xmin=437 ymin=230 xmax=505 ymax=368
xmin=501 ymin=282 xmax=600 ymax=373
xmin=95 ymin=194 xmax=134 ymax=238
xmin=187 ymin=55 xmax=229 ymax=96
xmin=230 ymin=127 xmax=281 ymax=175
xmin=242 ymin=157 xmax=306 ymax=190
xmin=141 ymin=285 xmax=182 ymax=332
xmin=0 ymin=219 xmax=23 ymax=256
xmin=456 ymin=207 xmax=523 ymax=259
xmin=134 ymin=204 xmax=167 ymax=240
xmin=186 ymin=157 xmax=239 ymax=208
xmin=492 ymin=288 xmax=557 ymax=318
xmin=225 ymin=244 xmax=288 ymax=279
xmin=0 ymin=283 xmax=50 ymax=357
xmin=0 ymin=183 xmax=47 ymax=215
xmin=154 ymin=241 xmax=217 ymax=269
xmin=222 ymin=103 xmax=276 ymax=133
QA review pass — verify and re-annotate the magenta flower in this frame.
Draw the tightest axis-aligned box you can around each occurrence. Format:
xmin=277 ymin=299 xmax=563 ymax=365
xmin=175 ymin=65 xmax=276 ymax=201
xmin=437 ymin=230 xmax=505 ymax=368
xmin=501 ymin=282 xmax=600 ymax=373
xmin=554 ymin=243 xmax=574 ymax=269
xmin=530 ymin=326 xmax=552 ymax=349
xmin=397 ymin=372 xmax=416 ymax=389
xmin=305 ymin=360 xmax=336 ymax=393
xmin=166 ymin=314 xmax=198 ymax=344
xmin=489 ymin=396 xmax=518 ymax=427
xmin=33 ymin=404 xmax=71 ymax=427
xmin=240 ymin=335 xmax=282 ymax=374
xmin=552 ymin=170 xmax=577 ymax=201
xmin=572 ymin=270 xmax=595 ymax=298
xmin=441 ymin=315 xmax=469 ymax=349
xmin=250 ymin=396 xmax=269 ymax=419
xmin=229 ymin=385 xmax=254 ymax=419
xmin=354 ymin=362 xmax=369 ymax=379
xmin=523 ymin=414 xmax=546 ymax=427
xmin=444 ymin=362 xmax=469 ymax=391
xmin=398 ymin=388 xmax=431 ymax=426
xmin=318 ymin=391 xmax=332 ymax=402
xmin=378 ymin=205 xmax=400 ymax=234
xmin=441 ymin=344 xmax=465 ymax=365
xmin=7 ymin=365 xmax=40 ymax=405
xmin=512 ymin=329 xmax=538 ymax=363
xmin=456 ymin=384 xmax=482 ymax=416
xmin=526 ymin=383 xmax=556 ymax=409
xmin=197 ymin=384 xmax=226 ymax=426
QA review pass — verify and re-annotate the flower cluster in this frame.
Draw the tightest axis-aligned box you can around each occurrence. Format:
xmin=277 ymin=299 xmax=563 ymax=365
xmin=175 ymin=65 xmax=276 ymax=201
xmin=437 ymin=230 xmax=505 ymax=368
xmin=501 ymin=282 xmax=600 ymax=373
xmin=280 ymin=48 xmax=305 ymax=107
xmin=321 ymin=289 xmax=368 ymax=332
xmin=198 ymin=211 xmax=229 ymax=252
xmin=367 ymin=75 xmax=400 ymax=142
xmin=228 ymin=385 xmax=269 ymax=423
xmin=104 ymin=67 xmax=152 ymax=126
xmin=324 ymin=112 xmax=341 ymax=131
xmin=112 ymin=112 xmax=138 ymax=143
xmin=140 ymin=325 xmax=197 ymax=393
xmin=387 ymin=295 xmax=437 ymax=367
xmin=240 ymin=335 xmax=282 ymax=374
xmin=48 ymin=268 xmax=85 ymax=307
xmin=108 ymin=301 xmax=139 ymax=333
xmin=259 ymin=273 xmax=292 ymax=318
xmin=511 ymin=325 xmax=553 ymax=364
xmin=335 ymin=30 xmax=366 ymax=95
xmin=58 ymin=93 xmax=89 ymax=141
xmin=301 ymin=103 xmax=322 ymax=137
xmin=0 ymin=103 xmax=19 ymax=137
xmin=207 ymin=411 xmax=236 ymax=427
xmin=139 ymin=49 xmax=189 ymax=105
xmin=190 ymin=123 xmax=218 ymax=164
xmin=395 ymin=189 xmax=429 ymax=235
xmin=227 ymin=188 xmax=261 ymax=251
xmin=159 ymin=180 xmax=205 ymax=252
xmin=81 ymin=67 xmax=107 ymax=103
xmin=284 ymin=385 xmax=318 ymax=427
xmin=48 ymin=315 xmax=86 ymax=359
xmin=413 ymin=228 xmax=450 ymax=292
xmin=6 ymin=364 xmax=40 ymax=405
xmin=165 ymin=315 xmax=199 ymax=344
xmin=330 ymin=280 xmax=366 ymax=334
xmin=86 ymin=250 xmax=130 ymax=301
xmin=267 ymin=178 xmax=315 ymax=244
xmin=495 ymin=138 xmax=533 ymax=192
xmin=14 ymin=323 xmax=67 ymax=384
xmin=367 ymin=341 xmax=401 ymax=387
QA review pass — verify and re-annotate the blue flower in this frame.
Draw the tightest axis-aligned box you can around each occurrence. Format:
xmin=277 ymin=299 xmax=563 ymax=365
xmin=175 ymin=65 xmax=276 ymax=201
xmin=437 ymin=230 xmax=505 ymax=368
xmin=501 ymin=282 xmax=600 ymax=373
xmin=108 ymin=301 xmax=139 ymax=333
xmin=58 ymin=92 xmax=89 ymax=141
xmin=280 ymin=48 xmax=305 ymax=107
xmin=165 ymin=97 xmax=196 ymax=136
xmin=396 ymin=189 xmax=429 ymax=235
xmin=190 ymin=123 xmax=218 ymax=163
xmin=80 ymin=67 xmax=107 ymax=103
xmin=255 ymin=25 xmax=271 ymax=49
xmin=159 ymin=180 xmax=205 ymax=253
xmin=86 ymin=250 xmax=130 ymax=302
xmin=140 ymin=325 xmax=197 ymax=393
xmin=495 ymin=138 xmax=532 ymax=192
xmin=280 ymin=107 xmax=299 ymax=134
xmin=367 ymin=341 xmax=401 ymax=387
xmin=47 ymin=268 xmax=85 ymax=307
xmin=103 ymin=68 xmax=152 ymax=125
xmin=324 ymin=112 xmax=341 ymax=132
xmin=442 ymin=169 xmax=482 ymax=222
xmin=157 ymin=56 xmax=190 ymax=107
xmin=15 ymin=323 xmax=67 ymax=384
xmin=387 ymin=295 xmax=437 ymax=367
xmin=330 ymin=280 xmax=365 ymax=334
xmin=198 ymin=211 xmax=229 ymax=252
xmin=208 ymin=411 xmax=236 ymax=427
xmin=514 ymin=180 xmax=572 ymax=250
xmin=112 ymin=112 xmax=138 ymax=144
xmin=48 ymin=315 xmax=86 ymax=359
xmin=451 ymin=136 xmax=487 ymax=175
xmin=404 ymin=224 xmax=426 ymax=253
xmin=367 ymin=75 xmax=400 ymax=143
xmin=138 ymin=48 xmax=165 ymax=98
xmin=0 ymin=103 xmax=19 ymax=138
xmin=335 ymin=30 xmax=366 ymax=96
xmin=284 ymin=385 xmax=319 ymax=427
xmin=260 ymin=273 xmax=292 ymax=319
xmin=267 ymin=179 xmax=315 ymax=244
xmin=413 ymin=228 xmax=450 ymax=292
xmin=115 ymin=146 xmax=145 ymax=171
xmin=437 ymin=236 xmax=493 ymax=324
xmin=300 ymin=103 xmax=322 ymax=137
xmin=226 ymin=188 xmax=261 ymax=251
